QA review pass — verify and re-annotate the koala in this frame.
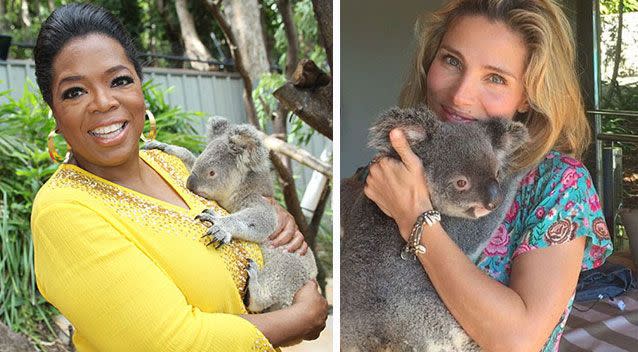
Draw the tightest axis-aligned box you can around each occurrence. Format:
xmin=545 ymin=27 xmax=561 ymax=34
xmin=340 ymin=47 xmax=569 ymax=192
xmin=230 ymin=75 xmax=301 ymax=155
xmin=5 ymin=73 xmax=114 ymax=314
xmin=340 ymin=106 xmax=529 ymax=351
xmin=145 ymin=117 xmax=317 ymax=312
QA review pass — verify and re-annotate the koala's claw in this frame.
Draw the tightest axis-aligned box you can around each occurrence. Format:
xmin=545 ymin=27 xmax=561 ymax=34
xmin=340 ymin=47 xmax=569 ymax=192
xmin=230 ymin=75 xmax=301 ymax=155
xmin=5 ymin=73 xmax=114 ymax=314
xmin=201 ymin=208 xmax=215 ymax=215
xmin=142 ymin=140 xmax=168 ymax=151
xmin=195 ymin=213 xmax=216 ymax=226
xmin=246 ymin=259 xmax=259 ymax=278
xmin=205 ymin=226 xmax=232 ymax=248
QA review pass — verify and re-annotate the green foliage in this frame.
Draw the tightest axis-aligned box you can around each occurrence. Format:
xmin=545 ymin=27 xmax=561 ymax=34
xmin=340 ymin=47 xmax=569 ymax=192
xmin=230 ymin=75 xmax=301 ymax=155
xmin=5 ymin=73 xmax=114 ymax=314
xmin=0 ymin=79 xmax=204 ymax=347
xmin=264 ymin=0 xmax=328 ymax=72
xmin=252 ymin=72 xmax=315 ymax=146
xmin=600 ymin=0 xmax=638 ymax=15
xmin=0 ymin=82 xmax=60 ymax=347
xmin=254 ymin=0 xmax=327 ymax=146
xmin=598 ymin=0 xmax=638 ymax=208
xmin=142 ymin=80 xmax=206 ymax=153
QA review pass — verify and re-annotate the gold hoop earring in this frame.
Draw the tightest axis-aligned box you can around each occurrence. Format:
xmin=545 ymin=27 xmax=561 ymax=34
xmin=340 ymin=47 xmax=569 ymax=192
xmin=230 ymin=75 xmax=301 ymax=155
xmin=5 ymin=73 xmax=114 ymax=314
xmin=47 ymin=130 xmax=71 ymax=163
xmin=141 ymin=110 xmax=157 ymax=142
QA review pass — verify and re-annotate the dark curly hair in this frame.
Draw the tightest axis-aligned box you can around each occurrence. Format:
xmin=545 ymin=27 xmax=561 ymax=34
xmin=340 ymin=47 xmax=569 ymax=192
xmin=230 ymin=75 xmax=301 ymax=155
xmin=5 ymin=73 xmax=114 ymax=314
xmin=34 ymin=3 xmax=143 ymax=107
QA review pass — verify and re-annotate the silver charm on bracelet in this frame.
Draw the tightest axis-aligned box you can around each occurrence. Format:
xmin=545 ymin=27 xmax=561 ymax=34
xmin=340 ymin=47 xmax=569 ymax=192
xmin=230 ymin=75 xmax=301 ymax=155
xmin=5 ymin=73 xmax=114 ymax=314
xmin=401 ymin=210 xmax=441 ymax=261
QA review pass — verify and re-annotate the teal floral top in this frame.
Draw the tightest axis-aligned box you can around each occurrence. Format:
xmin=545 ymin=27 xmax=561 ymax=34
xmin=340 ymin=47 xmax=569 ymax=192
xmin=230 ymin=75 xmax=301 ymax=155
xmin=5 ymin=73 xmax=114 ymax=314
xmin=475 ymin=151 xmax=613 ymax=352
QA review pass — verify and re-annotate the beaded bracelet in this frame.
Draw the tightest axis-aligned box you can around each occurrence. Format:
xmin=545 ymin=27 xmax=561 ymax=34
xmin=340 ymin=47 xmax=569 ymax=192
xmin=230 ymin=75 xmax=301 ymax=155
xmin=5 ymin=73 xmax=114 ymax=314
xmin=400 ymin=210 xmax=442 ymax=261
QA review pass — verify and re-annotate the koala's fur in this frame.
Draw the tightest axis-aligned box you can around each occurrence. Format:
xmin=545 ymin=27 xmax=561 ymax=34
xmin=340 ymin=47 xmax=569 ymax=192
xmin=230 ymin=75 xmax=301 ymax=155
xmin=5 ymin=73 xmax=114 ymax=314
xmin=340 ymin=106 xmax=529 ymax=351
xmin=145 ymin=117 xmax=317 ymax=312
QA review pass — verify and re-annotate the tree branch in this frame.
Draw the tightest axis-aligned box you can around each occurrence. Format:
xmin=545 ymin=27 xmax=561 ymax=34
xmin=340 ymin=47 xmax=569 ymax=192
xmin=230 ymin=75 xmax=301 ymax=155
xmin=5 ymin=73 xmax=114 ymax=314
xmin=256 ymin=130 xmax=332 ymax=177
xmin=274 ymin=80 xmax=333 ymax=140
xmin=307 ymin=182 xmax=331 ymax=248
xmin=269 ymin=151 xmax=308 ymax=235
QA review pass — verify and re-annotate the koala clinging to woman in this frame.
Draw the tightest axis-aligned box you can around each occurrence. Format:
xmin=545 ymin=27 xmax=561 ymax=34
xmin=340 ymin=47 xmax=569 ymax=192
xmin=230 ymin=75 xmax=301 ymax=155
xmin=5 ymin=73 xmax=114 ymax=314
xmin=341 ymin=106 xmax=529 ymax=351
xmin=145 ymin=117 xmax=317 ymax=313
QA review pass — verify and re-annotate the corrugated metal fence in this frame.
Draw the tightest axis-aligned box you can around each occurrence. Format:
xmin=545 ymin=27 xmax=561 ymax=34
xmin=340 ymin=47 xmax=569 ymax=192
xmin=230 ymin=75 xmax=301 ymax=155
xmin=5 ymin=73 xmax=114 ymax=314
xmin=0 ymin=60 xmax=332 ymax=206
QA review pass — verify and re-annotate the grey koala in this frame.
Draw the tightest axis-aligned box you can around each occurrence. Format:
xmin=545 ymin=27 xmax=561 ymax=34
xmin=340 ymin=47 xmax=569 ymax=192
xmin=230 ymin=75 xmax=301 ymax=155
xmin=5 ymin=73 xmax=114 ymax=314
xmin=145 ymin=117 xmax=317 ymax=312
xmin=340 ymin=106 xmax=529 ymax=351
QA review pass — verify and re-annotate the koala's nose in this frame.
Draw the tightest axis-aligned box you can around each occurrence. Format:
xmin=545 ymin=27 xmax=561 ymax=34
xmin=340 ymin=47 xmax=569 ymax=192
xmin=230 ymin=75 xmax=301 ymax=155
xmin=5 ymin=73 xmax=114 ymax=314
xmin=484 ymin=179 xmax=503 ymax=210
xmin=186 ymin=174 xmax=197 ymax=191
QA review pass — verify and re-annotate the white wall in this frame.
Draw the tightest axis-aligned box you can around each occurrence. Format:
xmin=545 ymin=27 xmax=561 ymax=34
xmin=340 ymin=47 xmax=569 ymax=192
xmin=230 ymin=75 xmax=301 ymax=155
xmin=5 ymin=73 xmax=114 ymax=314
xmin=340 ymin=0 xmax=446 ymax=177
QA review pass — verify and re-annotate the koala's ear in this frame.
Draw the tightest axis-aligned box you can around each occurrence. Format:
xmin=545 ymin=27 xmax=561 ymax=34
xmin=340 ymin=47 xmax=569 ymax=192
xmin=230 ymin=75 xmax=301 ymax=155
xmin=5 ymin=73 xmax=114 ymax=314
xmin=228 ymin=125 xmax=261 ymax=153
xmin=207 ymin=116 xmax=230 ymax=141
xmin=368 ymin=105 xmax=441 ymax=155
xmin=482 ymin=118 xmax=530 ymax=156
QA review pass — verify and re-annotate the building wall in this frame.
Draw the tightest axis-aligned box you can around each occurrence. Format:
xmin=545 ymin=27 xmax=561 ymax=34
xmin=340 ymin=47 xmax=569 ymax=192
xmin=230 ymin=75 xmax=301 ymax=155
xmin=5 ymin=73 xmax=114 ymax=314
xmin=341 ymin=0 xmax=446 ymax=177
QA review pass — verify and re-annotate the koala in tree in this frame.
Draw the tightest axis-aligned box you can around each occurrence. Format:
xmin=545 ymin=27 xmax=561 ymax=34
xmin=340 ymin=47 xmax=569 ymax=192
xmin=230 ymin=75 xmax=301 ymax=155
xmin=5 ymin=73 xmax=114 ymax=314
xmin=145 ymin=117 xmax=317 ymax=312
xmin=340 ymin=106 xmax=530 ymax=351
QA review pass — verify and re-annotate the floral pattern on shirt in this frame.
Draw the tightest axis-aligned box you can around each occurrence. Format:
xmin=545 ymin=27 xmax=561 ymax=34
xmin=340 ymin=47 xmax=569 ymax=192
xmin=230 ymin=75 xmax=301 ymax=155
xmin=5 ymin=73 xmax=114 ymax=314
xmin=475 ymin=151 xmax=613 ymax=352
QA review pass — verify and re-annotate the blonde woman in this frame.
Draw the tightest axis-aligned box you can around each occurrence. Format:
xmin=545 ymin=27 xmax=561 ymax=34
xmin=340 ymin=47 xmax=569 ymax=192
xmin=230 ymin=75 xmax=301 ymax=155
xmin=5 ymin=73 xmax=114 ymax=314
xmin=365 ymin=0 xmax=613 ymax=350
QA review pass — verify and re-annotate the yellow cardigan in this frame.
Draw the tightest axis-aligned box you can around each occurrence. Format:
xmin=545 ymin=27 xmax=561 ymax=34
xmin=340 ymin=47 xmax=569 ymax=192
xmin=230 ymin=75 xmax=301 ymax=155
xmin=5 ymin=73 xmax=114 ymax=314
xmin=31 ymin=150 xmax=274 ymax=352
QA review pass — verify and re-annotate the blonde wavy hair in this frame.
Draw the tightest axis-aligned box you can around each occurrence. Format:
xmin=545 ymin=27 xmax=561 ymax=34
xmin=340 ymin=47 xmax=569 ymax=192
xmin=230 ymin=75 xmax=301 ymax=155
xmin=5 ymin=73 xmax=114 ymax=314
xmin=399 ymin=0 xmax=591 ymax=170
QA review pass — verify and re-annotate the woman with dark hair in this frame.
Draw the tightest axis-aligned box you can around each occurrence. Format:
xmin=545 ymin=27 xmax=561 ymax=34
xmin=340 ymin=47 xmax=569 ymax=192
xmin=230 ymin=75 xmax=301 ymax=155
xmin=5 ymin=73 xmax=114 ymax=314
xmin=30 ymin=3 xmax=327 ymax=351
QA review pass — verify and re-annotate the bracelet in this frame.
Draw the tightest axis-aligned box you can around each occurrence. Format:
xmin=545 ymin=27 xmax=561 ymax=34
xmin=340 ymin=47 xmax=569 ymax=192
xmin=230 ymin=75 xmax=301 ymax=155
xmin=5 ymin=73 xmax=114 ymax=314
xmin=400 ymin=210 xmax=441 ymax=261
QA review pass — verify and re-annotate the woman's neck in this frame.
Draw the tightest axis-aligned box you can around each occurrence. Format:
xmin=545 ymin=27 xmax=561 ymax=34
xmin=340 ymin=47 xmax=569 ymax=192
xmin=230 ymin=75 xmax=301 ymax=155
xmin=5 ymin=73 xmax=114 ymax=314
xmin=71 ymin=152 xmax=146 ymax=188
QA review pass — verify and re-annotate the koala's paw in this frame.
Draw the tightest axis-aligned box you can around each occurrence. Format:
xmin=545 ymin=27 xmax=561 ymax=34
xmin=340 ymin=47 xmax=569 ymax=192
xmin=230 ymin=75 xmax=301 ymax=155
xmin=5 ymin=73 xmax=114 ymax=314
xmin=195 ymin=212 xmax=216 ymax=225
xmin=142 ymin=140 xmax=168 ymax=151
xmin=246 ymin=259 xmax=259 ymax=279
xmin=206 ymin=224 xmax=233 ymax=248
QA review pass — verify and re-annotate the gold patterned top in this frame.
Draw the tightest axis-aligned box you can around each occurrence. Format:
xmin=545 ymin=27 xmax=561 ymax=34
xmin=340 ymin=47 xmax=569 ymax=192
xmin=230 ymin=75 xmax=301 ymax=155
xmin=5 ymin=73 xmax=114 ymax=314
xmin=31 ymin=149 xmax=274 ymax=352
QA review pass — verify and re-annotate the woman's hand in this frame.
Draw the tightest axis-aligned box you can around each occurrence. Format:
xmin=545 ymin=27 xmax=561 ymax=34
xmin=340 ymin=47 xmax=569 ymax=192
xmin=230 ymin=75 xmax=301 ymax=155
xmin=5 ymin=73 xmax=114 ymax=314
xmin=265 ymin=197 xmax=309 ymax=255
xmin=364 ymin=129 xmax=434 ymax=238
xmin=290 ymin=280 xmax=329 ymax=341
xmin=241 ymin=280 xmax=328 ymax=347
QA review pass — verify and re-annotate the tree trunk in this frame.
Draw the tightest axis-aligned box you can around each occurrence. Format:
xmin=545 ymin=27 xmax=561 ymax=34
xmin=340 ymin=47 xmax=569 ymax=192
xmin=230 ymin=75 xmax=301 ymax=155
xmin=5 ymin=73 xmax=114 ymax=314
xmin=277 ymin=0 xmax=299 ymax=78
xmin=175 ymin=0 xmax=212 ymax=71
xmin=47 ymin=0 xmax=54 ymax=11
xmin=275 ymin=0 xmax=300 ymax=172
xmin=157 ymin=0 xmax=185 ymax=61
xmin=260 ymin=2 xmax=276 ymax=69
xmin=222 ymin=0 xmax=270 ymax=85
xmin=605 ymin=0 xmax=625 ymax=106
xmin=0 ymin=0 xmax=6 ymax=31
xmin=6 ymin=0 xmax=12 ymax=19
xmin=204 ymin=0 xmax=259 ymax=127
xmin=20 ymin=0 xmax=30 ymax=28
xmin=311 ymin=0 xmax=332 ymax=73
xmin=32 ymin=0 xmax=39 ymax=17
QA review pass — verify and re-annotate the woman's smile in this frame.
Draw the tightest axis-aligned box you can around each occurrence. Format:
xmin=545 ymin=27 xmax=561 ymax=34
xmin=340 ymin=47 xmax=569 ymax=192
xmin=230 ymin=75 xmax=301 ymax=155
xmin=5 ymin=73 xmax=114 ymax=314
xmin=440 ymin=105 xmax=476 ymax=123
xmin=87 ymin=120 xmax=129 ymax=145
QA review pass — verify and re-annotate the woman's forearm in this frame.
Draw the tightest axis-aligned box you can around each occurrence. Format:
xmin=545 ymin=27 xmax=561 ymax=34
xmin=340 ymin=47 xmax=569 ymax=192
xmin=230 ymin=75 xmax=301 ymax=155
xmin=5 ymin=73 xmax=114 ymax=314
xmin=397 ymin=218 xmax=583 ymax=352
xmin=241 ymin=279 xmax=327 ymax=348
xmin=413 ymin=223 xmax=535 ymax=351
xmin=241 ymin=306 xmax=307 ymax=347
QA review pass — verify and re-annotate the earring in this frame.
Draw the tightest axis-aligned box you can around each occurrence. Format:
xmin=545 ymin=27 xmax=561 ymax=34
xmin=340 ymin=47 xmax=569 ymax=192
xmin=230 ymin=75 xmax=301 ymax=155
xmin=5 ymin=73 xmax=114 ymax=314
xmin=141 ymin=110 xmax=157 ymax=142
xmin=47 ymin=130 xmax=71 ymax=163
